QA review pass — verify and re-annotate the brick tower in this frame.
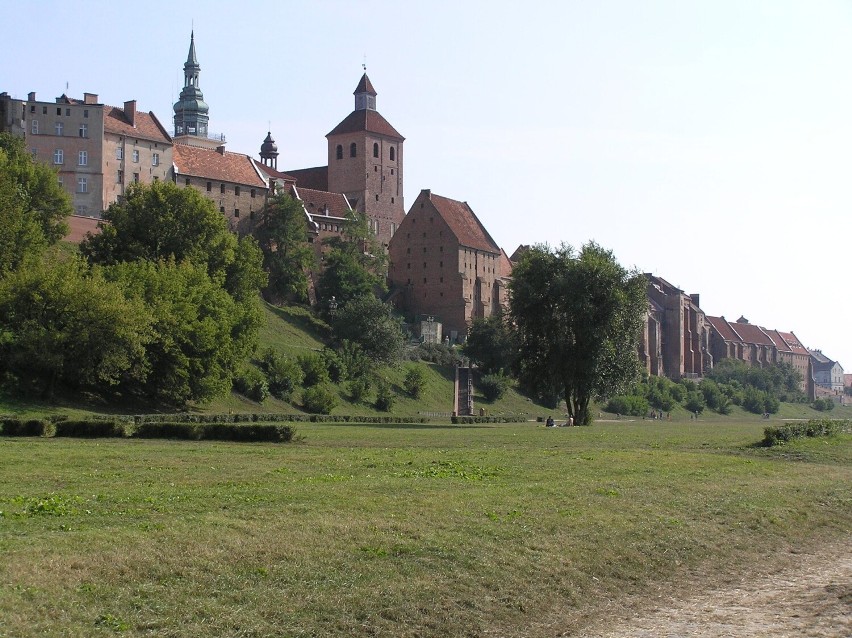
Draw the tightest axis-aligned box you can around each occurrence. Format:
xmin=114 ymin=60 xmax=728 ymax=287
xmin=326 ymin=73 xmax=405 ymax=248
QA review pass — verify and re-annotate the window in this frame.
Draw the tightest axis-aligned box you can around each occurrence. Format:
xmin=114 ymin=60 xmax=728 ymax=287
xmin=55 ymin=121 xmax=63 ymax=136
xmin=220 ymin=206 xmax=225 ymax=213
xmin=29 ymin=105 xmax=35 ymax=113
xmin=133 ymin=173 xmax=139 ymax=183
xmin=336 ymin=144 xmax=343 ymax=160
xmin=79 ymin=123 xmax=87 ymax=137
xmin=78 ymin=150 xmax=87 ymax=166
xmin=152 ymin=153 xmax=160 ymax=166
xmin=206 ymin=182 xmax=212 ymax=192
xmin=132 ymin=149 xmax=139 ymax=162
xmin=390 ymin=147 xmax=395 ymax=161
xmin=116 ymin=146 xmax=123 ymax=160
xmin=250 ymin=189 xmax=256 ymax=198
xmin=375 ymin=194 xmax=379 ymax=201
xmin=391 ymin=168 xmax=394 ymax=175
xmin=83 ymin=109 xmax=89 ymax=118
xmin=349 ymin=142 xmax=356 ymax=158
xmin=373 ymin=142 xmax=379 ymax=158
xmin=77 ymin=177 xmax=88 ymax=193
xmin=117 ymin=170 xmax=123 ymax=183
xmin=56 ymin=107 xmax=61 ymax=116
xmin=220 ymin=183 xmax=225 ymax=194
xmin=57 ymin=176 xmax=63 ymax=187
xmin=235 ymin=186 xmax=240 ymax=196
xmin=250 ymin=210 xmax=255 ymax=220
xmin=53 ymin=149 xmax=63 ymax=164
xmin=31 ymin=119 xmax=38 ymax=134
xmin=185 ymin=178 xmax=190 ymax=186
xmin=65 ymin=108 xmax=70 ymax=116
xmin=234 ymin=209 xmax=240 ymax=218
xmin=391 ymin=197 xmax=394 ymax=204
xmin=42 ymin=106 xmax=47 ymax=115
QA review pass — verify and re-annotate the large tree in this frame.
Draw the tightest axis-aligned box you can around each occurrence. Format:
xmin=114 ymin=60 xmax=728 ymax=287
xmin=331 ymin=295 xmax=405 ymax=365
xmin=254 ymin=192 xmax=315 ymax=304
xmin=509 ymin=242 xmax=647 ymax=424
xmin=0 ymin=133 xmax=71 ymax=276
xmin=462 ymin=314 xmax=516 ymax=374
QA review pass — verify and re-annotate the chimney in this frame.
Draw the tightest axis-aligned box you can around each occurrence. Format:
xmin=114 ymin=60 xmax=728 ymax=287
xmin=84 ymin=92 xmax=98 ymax=104
xmin=216 ymin=145 xmax=226 ymax=155
xmin=123 ymin=100 xmax=136 ymax=127
xmin=28 ymin=92 xmax=36 ymax=102
xmin=690 ymin=293 xmax=700 ymax=307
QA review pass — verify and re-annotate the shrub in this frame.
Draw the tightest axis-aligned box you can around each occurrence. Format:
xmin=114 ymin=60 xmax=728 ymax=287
xmin=403 ymin=366 xmax=427 ymax=399
xmin=683 ymin=390 xmax=706 ymax=414
xmin=321 ymin=348 xmax=345 ymax=383
xmin=813 ymin=397 xmax=835 ymax=412
xmin=374 ymin=379 xmax=395 ymax=412
xmin=605 ymin=395 xmax=649 ymax=416
xmin=416 ymin=343 xmax=463 ymax=367
xmin=54 ymin=420 xmax=125 ymax=438
xmin=233 ymin=366 xmax=269 ymax=403
xmin=302 ymin=383 xmax=338 ymax=414
xmin=763 ymin=419 xmax=851 ymax=445
xmin=298 ymin=353 xmax=330 ymax=387
xmin=347 ymin=376 xmax=372 ymax=403
xmin=0 ymin=418 xmax=49 ymax=436
xmin=261 ymin=350 xmax=304 ymax=401
xmin=479 ymin=372 xmax=511 ymax=402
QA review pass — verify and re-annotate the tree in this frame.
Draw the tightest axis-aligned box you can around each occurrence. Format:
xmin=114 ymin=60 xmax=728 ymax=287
xmin=0 ymin=133 xmax=71 ymax=275
xmin=254 ymin=192 xmax=314 ymax=304
xmin=331 ymin=295 xmax=405 ymax=365
xmin=316 ymin=211 xmax=386 ymax=310
xmin=0 ymin=255 xmax=149 ymax=398
xmin=509 ymin=242 xmax=647 ymax=425
xmin=462 ymin=314 xmax=516 ymax=374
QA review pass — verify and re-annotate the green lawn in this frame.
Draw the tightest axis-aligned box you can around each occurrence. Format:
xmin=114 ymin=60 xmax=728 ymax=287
xmin=1 ymin=420 xmax=849 ymax=637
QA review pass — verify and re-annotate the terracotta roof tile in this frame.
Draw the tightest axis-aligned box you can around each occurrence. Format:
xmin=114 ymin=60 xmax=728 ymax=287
xmin=290 ymin=185 xmax=351 ymax=219
xmin=255 ymin=162 xmax=298 ymax=182
xmin=778 ymin=332 xmax=809 ymax=355
xmin=499 ymin=248 xmax=514 ymax=278
xmin=428 ymin=192 xmax=500 ymax=254
xmin=327 ymin=110 xmax=404 ymax=140
xmin=354 ymin=73 xmax=377 ymax=96
xmin=284 ymin=166 xmax=329 ymax=192
xmin=63 ymin=215 xmax=101 ymax=243
xmin=707 ymin=316 xmax=741 ymax=342
xmin=173 ymin=144 xmax=267 ymax=188
xmin=104 ymin=106 xmax=171 ymax=144
xmin=732 ymin=322 xmax=775 ymax=346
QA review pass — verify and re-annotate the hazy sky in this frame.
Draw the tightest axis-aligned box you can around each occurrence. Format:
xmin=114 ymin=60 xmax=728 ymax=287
xmin=4 ymin=1 xmax=851 ymax=369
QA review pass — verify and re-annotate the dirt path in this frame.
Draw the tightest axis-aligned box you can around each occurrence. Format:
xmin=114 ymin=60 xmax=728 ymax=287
xmin=581 ymin=541 xmax=852 ymax=638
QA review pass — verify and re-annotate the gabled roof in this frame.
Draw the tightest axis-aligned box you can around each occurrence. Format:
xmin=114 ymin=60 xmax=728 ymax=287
xmin=327 ymin=109 xmax=404 ymax=140
xmin=104 ymin=106 xmax=172 ymax=144
xmin=510 ymin=245 xmax=530 ymax=263
xmin=778 ymin=331 xmax=809 ymax=356
xmin=290 ymin=185 xmax=351 ymax=219
xmin=732 ymin=322 xmax=775 ymax=346
xmin=284 ymin=166 xmax=329 ymax=192
xmin=706 ymin=316 xmax=741 ymax=342
xmin=809 ymin=349 xmax=833 ymax=364
xmin=173 ymin=144 xmax=267 ymax=188
xmin=499 ymin=248 xmax=514 ymax=279
xmin=427 ymin=191 xmax=500 ymax=254
xmin=255 ymin=161 xmax=297 ymax=183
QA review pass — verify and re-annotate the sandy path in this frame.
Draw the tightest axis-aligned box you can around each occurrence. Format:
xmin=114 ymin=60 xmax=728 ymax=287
xmin=581 ymin=541 xmax=851 ymax=638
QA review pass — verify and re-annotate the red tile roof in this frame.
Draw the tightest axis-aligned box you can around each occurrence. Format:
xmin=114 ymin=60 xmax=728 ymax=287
xmin=255 ymin=162 xmax=298 ymax=182
xmin=732 ymin=322 xmax=775 ymax=346
xmin=509 ymin=245 xmax=530 ymax=262
xmin=284 ymin=166 xmax=329 ymax=192
xmin=173 ymin=144 xmax=267 ymax=188
xmin=327 ymin=109 xmax=404 ymax=140
xmin=104 ymin=106 xmax=171 ymax=144
xmin=290 ymin=185 xmax=351 ymax=219
xmin=499 ymin=248 xmax=514 ymax=278
xmin=354 ymin=73 xmax=377 ymax=96
xmin=777 ymin=331 xmax=810 ymax=356
xmin=427 ymin=191 xmax=500 ymax=254
xmin=706 ymin=316 xmax=741 ymax=342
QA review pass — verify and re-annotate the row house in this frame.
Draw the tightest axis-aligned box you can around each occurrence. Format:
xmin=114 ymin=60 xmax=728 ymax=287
xmin=810 ymin=350 xmax=844 ymax=394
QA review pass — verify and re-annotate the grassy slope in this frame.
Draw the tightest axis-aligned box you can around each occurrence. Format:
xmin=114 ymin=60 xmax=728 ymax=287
xmin=0 ymin=422 xmax=849 ymax=637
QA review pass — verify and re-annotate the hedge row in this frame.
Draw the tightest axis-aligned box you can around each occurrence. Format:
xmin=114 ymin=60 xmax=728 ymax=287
xmin=451 ymin=415 xmax=528 ymax=424
xmin=763 ymin=419 xmax=852 ymax=446
xmin=91 ymin=413 xmax=435 ymax=425
xmin=0 ymin=418 xmax=294 ymax=443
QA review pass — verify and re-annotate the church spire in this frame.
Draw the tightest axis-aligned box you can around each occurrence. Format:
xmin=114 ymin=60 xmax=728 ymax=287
xmin=354 ymin=73 xmax=377 ymax=111
xmin=173 ymin=30 xmax=210 ymax=139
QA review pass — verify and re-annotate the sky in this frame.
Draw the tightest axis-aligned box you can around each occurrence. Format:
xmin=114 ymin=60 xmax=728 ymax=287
xmin=3 ymin=0 xmax=851 ymax=369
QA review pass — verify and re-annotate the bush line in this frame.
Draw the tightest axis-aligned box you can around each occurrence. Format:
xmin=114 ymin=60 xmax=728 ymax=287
xmin=762 ymin=419 xmax=852 ymax=446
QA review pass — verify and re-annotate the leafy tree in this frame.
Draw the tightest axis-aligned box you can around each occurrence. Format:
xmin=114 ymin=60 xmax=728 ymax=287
xmin=0 ymin=133 xmax=71 ymax=275
xmin=302 ymin=383 xmax=338 ymax=414
xmin=479 ymin=371 xmax=511 ymax=402
xmin=509 ymin=242 xmax=647 ymax=425
xmin=297 ymin=352 xmax=330 ymax=387
xmin=374 ymin=378 xmax=395 ymax=412
xmin=331 ymin=295 xmax=405 ymax=365
xmin=260 ymin=349 xmax=304 ymax=401
xmin=0 ymin=255 xmax=149 ymax=398
xmin=605 ymin=395 xmax=649 ymax=417
xmin=403 ymin=365 xmax=427 ymax=399
xmin=254 ymin=192 xmax=314 ymax=303
xmin=463 ymin=314 xmax=516 ymax=374
xmin=105 ymin=259 xmax=249 ymax=405
xmin=316 ymin=211 xmax=386 ymax=310
xmin=684 ymin=390 xmax=706 ymax=414
xmin=233 ymin=365 xmax=269 ymax=403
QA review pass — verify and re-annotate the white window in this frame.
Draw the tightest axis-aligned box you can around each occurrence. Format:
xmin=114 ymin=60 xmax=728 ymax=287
xmin=78 ymin=150 xmax=88 ymax=166
xmin=57 ymin=176 xmax=63 ymax=187
xmin=132 ymin=149 xmax=139 ymax=162
xmin=55 ymin=121 xmax=64 ymax=136
xmin=116 ymin=146 xmax=123 ymax=160
xmin=79 ymin=123 xmax=87 ymax=138
xmin=31 ymin=119 xmax=38 ymax=134
xmin=53 ymin=149 xmax=63 ymax=164
xmin=152 ymin=153 xmax=159 ymax=166
xmin=77 ymin=177 xmax=88 ymax=193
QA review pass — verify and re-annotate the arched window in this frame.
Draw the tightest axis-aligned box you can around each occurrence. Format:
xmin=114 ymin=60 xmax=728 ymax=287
xmin=373 ymin=142 xmax=379 ymax=158
xmin=336 ymin=144 xmax=343 ymax=160
xmin=350 ymin=142 xmax=357 ymax=158
xmin=390 ymin=146 xmax=395 ymax=161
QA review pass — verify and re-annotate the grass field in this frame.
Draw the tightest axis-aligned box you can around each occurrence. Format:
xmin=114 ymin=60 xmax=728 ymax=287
xmin=1 ymin=419 xmax=849 ymax=637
